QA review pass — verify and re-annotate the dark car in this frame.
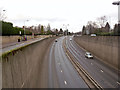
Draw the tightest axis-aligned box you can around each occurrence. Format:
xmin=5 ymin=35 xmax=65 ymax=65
xmin=55 ymin=39 xmax=57 ymax=42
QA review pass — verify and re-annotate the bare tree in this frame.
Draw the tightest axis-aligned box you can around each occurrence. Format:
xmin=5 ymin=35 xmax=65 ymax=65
xmin=92 ymin=21 xmax=99 ymax=28
xmin=97 ymin=16 xmax=108 ymax=28
xmin=87 ymin=21 xmax=99 ymax=28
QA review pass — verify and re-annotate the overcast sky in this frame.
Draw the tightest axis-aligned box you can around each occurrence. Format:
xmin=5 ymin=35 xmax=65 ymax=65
xmin=0 ymin=0 xmax=119 ymax=32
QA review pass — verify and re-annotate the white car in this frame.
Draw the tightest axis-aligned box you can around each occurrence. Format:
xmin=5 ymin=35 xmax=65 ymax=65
xmin=85 ymin=52 xmax=93 ymax=59
xmin=70 ymin=38 xmax=72 ymax=41
xmin=91 ymin=34 xmax=96 ymax=37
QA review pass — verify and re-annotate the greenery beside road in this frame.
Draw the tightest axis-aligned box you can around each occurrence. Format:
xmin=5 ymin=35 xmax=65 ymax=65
xmin=1 ymin=21 xmax=66 ymax=36
xmin=96 ymin=32 xmax=114 ymax=36
xmin=2 ymin=21 xmax=32 ymax=36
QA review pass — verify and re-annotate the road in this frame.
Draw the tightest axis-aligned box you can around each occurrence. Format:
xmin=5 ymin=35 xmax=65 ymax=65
xmin=48 ymin=36 xmax=89 ymax=88
xmin=65 ymin=36 xmax=119 ymax=88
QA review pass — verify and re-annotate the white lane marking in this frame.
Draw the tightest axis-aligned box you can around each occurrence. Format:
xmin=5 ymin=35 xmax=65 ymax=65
xmin=21 ymin=82 xmax=24 ymax=88
xmin=117 ymin=82 xmax=120 ymax=85
xmin=64 ymin=81 xmax=67 ymax=85
xmin=100 ymin=70 xmax=104 ymax=73
xmin=91 ymin=63 xmax=93 ymax=65
xmin=61 ymin=70 xmax=63 ymax=73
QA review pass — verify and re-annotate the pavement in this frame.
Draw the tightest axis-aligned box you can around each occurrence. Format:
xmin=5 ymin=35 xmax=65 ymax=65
xmin=1 ymin=37 xmax=46 ymax=54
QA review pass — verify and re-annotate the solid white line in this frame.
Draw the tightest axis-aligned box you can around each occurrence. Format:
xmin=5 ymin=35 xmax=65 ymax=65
xmin=64 ymin=81 xmax=67 ymax=85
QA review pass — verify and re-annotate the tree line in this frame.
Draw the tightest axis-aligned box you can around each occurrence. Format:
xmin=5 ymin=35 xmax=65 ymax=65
xmin=82 ymin=16 xmax=120 ymax=36
xmin=1 ymin=21 xmax=32 ymax=36
xmin=1 ymin=21 xmax=66 ymax=36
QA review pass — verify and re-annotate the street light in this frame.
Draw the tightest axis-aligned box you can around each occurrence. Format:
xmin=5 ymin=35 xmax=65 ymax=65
xmin=112 ymin=1 xmax=120 ymax=5
xmin=112 ymin=1 xmax=120 ymax=36
xmin=1 ymin=9 xmax=6 ymax=21
xmin=3 ymin=10 xmax=6 ymax=12
xmin=23 ymin=20 xmax=29 ymax=41
xmin=112 ymin=1 xmax=120 ymax=24
xmin=24 ymin=20 xmax=29 ymax=35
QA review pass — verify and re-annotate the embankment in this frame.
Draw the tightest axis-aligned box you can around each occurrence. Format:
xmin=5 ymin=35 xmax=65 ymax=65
xmin=2 ymin=37 xmax=57 ymax=88
xmin=74 ymin=36 xmax=119 ymax=69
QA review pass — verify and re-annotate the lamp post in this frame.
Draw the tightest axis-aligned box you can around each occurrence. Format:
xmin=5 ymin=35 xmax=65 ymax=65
xmin=24 ymin=20 xmax=29 ymax=35
xmin=0 ymin=10 xmax=6 ymax=36
xmin=3 ymin=10 xmax=6 ymax=12
xmin=112 ymin=1 xmax=120 ymax=24
xmin=112 ymin=1 xmax=120 ymax=36
xmin=23 ymin=20 xmax=29 ymax=41
xmin=112 ymin=1 xmax=120 ymax=86
xmin=1 ymin=10 xmax=6 ymax=21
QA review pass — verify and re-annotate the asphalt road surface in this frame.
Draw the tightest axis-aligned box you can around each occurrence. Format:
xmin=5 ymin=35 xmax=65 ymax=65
xmin=65 ymin=36 xmax=119 ymax=88
xmin=48 ymin=36 xmax=89 ymax=88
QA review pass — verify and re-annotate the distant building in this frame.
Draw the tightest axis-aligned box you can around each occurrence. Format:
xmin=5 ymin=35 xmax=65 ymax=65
xmin=113 ymin=24 xmax=120 ymax=35
xmin=47 ymin=24 xmax=51 ymax=31
xmin=103 ymin=22 xmax=110 ymax=32
xmin=82 ymin=26 xmax=86 ymax=35
xmin=82 ymin=25 xmax=96 ymax=35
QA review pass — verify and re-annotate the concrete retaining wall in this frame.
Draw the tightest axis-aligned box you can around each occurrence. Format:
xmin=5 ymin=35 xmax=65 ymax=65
xmin=2 ymin=37 xmax=56 ymax=88
xmin=74 ymin=36 xmax=119 ymax=69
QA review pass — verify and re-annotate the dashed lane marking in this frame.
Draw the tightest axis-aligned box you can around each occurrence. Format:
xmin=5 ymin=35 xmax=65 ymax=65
xmin=61 ymin=70 xmax=63 ymax=73
xmin=100 ymin=70 xmax=104 ymax=73
xmin=64 ymin=81 xmax=67 ymax=85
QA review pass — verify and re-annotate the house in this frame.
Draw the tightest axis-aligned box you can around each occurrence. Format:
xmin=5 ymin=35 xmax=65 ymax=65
xmin=114 ymin=24 xmax=120 ymax=35
xmin=103 ymin=22 xmax=110 ymax=32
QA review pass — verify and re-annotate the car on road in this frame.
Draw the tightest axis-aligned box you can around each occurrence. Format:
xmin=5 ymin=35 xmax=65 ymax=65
xmin=85 ymin=52 xmax=93 ymax=59
xmin=55 ymin=39 xmax=57 ymax=42
xmin=70 ymin=38 xmax=72 ymax=41
xmin=91 ymin=34 xmax=96 ymax=37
